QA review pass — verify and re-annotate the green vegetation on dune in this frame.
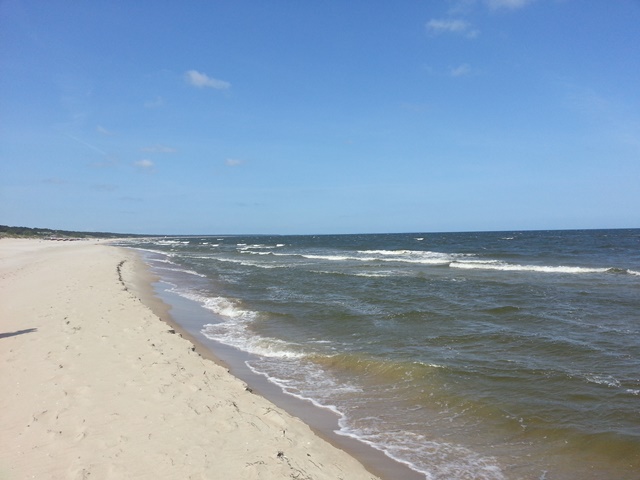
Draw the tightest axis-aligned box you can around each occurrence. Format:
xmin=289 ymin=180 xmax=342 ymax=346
xmin=0 ymin=225 xmax=145 ymax=239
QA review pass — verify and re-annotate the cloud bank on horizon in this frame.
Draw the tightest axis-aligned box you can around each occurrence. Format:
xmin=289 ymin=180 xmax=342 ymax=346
xmin=0 ymin=0 xmax=638 ymax=234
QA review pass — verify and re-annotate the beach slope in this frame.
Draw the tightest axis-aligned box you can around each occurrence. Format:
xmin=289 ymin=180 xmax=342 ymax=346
xmin=0 ymin=239 xmax=379 ymax=480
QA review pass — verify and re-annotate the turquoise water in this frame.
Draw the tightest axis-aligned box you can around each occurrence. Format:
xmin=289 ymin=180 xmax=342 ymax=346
xmin=122 ymin=229 xmax=640 ymax=479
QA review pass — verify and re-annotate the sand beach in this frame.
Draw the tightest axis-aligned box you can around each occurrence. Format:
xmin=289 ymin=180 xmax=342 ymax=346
xmin=0 ymin=239 xmax=380 ymax=480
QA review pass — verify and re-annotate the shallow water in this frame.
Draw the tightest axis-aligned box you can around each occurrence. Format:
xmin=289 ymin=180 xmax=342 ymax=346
xmin=120 ymin=229 xmax=640 ymax=479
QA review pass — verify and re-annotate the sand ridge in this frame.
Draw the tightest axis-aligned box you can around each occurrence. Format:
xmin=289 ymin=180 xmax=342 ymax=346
xmin=0 ymin=239 xmax=379 ymax=480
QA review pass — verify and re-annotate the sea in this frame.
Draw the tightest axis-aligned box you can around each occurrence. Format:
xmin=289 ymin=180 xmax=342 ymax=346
xmin=118 ymin=229 xmax=640 ymax=479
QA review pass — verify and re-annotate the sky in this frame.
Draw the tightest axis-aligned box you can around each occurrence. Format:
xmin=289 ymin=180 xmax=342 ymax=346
xmin=1 ymin=0 xmax=639 ymax=235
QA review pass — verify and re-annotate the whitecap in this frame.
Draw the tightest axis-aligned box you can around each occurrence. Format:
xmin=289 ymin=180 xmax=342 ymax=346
xmin=450 ymin=261 xmax=609 ymax=274
xmin=584 ymin=374 xmax=621 ymax=388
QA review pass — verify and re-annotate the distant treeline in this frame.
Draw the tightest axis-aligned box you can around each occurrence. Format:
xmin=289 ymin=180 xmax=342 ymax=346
xmin=0 ymin=225 xmax=144 ymax=239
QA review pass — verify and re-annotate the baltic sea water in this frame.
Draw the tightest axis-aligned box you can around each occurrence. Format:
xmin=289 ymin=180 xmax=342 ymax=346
xmin=120 ymin=229 xmax=640 ymax=479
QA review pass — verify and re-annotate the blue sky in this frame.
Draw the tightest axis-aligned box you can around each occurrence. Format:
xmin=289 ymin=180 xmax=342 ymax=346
xmin=1 ymin=0 xmax=639 ymax=235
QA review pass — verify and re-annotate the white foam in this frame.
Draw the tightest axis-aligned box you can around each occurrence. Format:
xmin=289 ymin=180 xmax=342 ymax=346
xmin=358 ymin=249 xmax=462 ymax=265
xmin=585 ymin=374 xmax=621 ymax=388
xmin=416 ymin=362 xmax=447 ymax=369
xmin=336 ymin=423 xmax=506 ymax=480
xmin=131 ymin=246 xmax=173 ymax=256
xmin=292 ymin=250 xmax=459 ymax=265
xmin=301 ymin=254 xmax=358 ymax=261
xmin=450 ymin=261 xmax=609 ymax=274
xmin=200 ymin=319 xmax=304 ymax=359
xmin=246 ymin=362 xmax=348 ymax=416
xmin=350 ymin=271 xmax=398 ymax=277
xmin=243 ymin=349 xmax=505 ymax=480
xmin=149 ymin=257 xmax=176 ymax=265
xmin=172 ymin=292 xmax=305 ymax=360
xmin=213 ymin=257 xmax=286 ymax=269
xmin=155 ymin=266 xmax=207 ymax=278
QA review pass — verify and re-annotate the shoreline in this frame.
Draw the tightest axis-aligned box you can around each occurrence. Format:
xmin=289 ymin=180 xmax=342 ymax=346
xmin=124 ymin=246 xmax=424 ymax=480
xmin=0 ymin=239 xmax=383 ymax=479
xmin=117 ymin=247 xmax=232 ymax=371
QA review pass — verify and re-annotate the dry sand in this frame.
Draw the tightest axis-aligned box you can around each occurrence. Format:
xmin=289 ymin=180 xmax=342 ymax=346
xmin=0 ymin=239 xmax=380 ymax=480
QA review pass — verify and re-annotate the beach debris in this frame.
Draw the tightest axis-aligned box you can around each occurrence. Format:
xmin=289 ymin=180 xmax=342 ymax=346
xmin=167 ymin=329 xmax=176 ymax=334
xmin=116 ymin=260 xmax=128 ymax=291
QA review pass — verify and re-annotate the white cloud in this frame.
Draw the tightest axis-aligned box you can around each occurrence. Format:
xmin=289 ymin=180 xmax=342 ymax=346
xmin=144 ymin=96 xmax=164 ymax=108
xmin=185 ymin=70 xmax=230 ymax=89
xmin=450 ymin=63 xmax=472 ymax=77
xmin=486 ymin=0 xmax=534 ymax=10
xmin=225 ymin=158 xmax=244 ymax=167
xmin=96 ymin=125 xmax=115 ymax=136
xmin=426 ymin=19 xmax=479 ymax=38
xmin=140 ymin=144 xmax=176 ymax=153
xmin=134 ymin=159 xmax=155 ymax=169
xmin=448 ymin=0 xmax=477 ymax=15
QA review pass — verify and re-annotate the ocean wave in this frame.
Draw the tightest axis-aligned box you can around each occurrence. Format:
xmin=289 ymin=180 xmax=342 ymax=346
xmin=131 ymin=246 xmax=175 ymax=257
xmin=300 ymin=253 xmax=365 ymax=262
xmin=178 ymin=292 xmax=254 ymax=320
xmin=148 ymin=257 xmax=176 ymax=265
xmin=174 ymin=293 xmax=305 ymax=359
xmin=310 ymin=353 xmax=447 ymax=383
xmin=239 ymin=244 xmax=283 ymax=250
xmin=154 ymin=266 xmax=207 ymax=278
xmin=240 ymin=250 xmax=274 ymax=256
xmin=245 ymin=359 xmax=358 ymax=415
xmin=283 ymin=250 xmax=461 ymax=265
xmin=202 ymin=320 xmax=304 ymax=359
xmin=242 ymin=356 xmax=503 ymax=480
xmin=359 ymin=249 xmax=463 ymax=264
xmin=337 ymin=424 xmax=506 ymax=480
xmin=450 ymin=261 xmax=610 ymax=274
xmin=212 ymin=257 xmax=287 ymax=269
xmin=351 ymin=271 xmax=404 ymax=278
xmin=584 ymin=374 xmax=621 ymax=388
